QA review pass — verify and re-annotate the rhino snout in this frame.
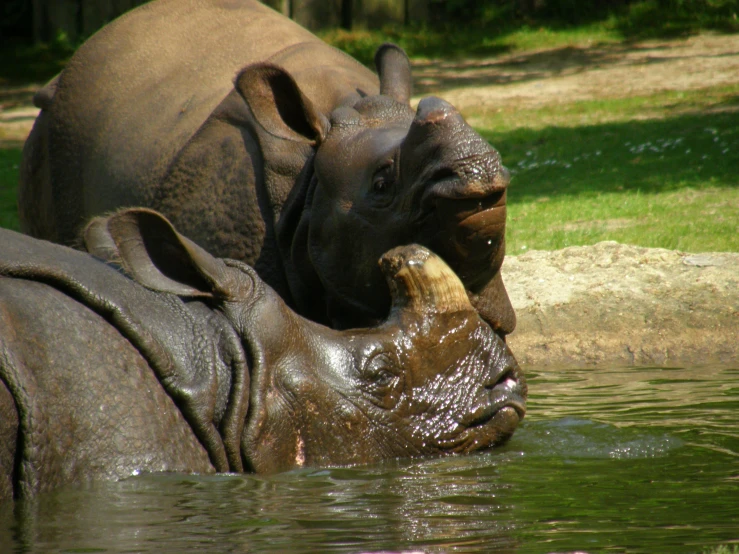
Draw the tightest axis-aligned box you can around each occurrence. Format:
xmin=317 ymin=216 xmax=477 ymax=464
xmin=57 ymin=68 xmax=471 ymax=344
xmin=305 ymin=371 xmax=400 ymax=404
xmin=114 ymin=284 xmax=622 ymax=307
xmin=420 ymin=161 xmax=509 ymax=209
xmin=407 ymin=97 xmax=510 ymax=217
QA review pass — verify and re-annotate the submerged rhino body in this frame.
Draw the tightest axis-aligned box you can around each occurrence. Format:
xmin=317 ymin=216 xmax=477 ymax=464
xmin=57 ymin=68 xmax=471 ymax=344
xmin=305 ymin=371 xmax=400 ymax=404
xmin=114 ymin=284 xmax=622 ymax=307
xmin=20 ymin=0 xmax=515 ymax=334
xmin=0 ymin=209 xmax=525 ymax=500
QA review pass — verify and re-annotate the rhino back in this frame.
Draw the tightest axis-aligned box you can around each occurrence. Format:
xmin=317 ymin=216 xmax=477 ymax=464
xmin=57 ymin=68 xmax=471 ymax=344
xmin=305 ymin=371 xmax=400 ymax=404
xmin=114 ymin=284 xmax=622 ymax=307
xmin=45 ymin=0 xmax=376 ymax=244
xmin=0 ymin=277 xmax=214 ymax=500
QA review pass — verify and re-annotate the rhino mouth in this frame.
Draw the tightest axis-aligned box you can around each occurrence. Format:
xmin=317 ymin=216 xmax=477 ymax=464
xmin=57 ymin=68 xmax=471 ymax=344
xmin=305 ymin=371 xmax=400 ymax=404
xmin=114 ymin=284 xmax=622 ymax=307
xmin=461 ymin=375 xmax=526 ymax=451
xmin=429 ymin=360 xmax=526 ymax=454
xmin=421 ymin=164 xmax=508 ymax=235
xmin=466 ymin=365 xmax=526 ymax=426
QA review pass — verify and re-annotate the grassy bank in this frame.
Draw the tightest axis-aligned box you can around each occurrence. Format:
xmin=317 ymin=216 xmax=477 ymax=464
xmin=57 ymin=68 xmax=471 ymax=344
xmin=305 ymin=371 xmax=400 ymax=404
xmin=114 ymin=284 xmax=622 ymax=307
xmin=476 ymin=85 xmax=739 ymax=253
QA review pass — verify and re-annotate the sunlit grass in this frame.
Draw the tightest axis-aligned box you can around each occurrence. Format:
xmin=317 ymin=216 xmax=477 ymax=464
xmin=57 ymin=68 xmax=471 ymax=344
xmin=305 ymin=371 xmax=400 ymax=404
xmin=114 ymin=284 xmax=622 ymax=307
xmin=492 ymin=20 xmax=622 ymax=52
xmin=470 ymin=86 xmax=739 ymax=253
xmin=464 ymin=85 xmax=739 ymax=130
xmin=506 ymin=187 xmax=739 ymax=253
xmin=704 ymin=546 xmax=739 ymax=554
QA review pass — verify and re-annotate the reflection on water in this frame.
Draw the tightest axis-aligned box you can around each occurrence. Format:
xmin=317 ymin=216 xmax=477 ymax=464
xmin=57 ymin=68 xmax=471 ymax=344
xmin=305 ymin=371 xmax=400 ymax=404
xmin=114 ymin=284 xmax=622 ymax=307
xmin=1 ymin=366 xmax=737 ymax=553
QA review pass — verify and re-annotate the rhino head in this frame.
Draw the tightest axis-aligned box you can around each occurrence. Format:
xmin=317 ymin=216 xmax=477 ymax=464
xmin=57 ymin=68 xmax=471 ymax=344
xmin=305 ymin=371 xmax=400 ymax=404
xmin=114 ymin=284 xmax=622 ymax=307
xmin=243 ymin=243 xmax=526 ymax=472
xmin=87 ymin=209 xmax=525 ymax=472
xmin=236 ymin=44 xmax=514 ymax=337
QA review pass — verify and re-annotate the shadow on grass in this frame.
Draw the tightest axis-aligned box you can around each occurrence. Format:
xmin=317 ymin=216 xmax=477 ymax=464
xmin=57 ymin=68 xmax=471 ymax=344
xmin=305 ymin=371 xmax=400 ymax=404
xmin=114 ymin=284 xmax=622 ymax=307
xmin=478 ymin=108 xmax=739 ymax=203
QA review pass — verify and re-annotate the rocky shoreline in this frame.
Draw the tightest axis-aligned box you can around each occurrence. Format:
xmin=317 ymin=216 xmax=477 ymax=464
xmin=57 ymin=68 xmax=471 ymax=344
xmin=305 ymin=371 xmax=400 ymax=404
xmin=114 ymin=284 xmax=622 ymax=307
xmin=503 ymin=241 xmax=739 ymax=369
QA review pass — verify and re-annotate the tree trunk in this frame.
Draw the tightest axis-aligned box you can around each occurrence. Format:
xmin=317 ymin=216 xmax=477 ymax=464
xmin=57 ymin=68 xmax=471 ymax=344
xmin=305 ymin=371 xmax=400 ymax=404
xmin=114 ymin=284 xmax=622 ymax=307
xmin=341 ymin=0 xmax=352 ymax=30
xmin=283 ymin=0 xmax=293 ymax=18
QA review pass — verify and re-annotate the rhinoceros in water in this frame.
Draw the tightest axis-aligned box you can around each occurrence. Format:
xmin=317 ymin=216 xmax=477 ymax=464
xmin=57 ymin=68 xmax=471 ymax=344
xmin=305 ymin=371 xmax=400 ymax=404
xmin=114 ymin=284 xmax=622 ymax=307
xmin=0 ymin=209 xmax=526 ymax=500
xmin=20 ymin=0 xmax=515 ymax=334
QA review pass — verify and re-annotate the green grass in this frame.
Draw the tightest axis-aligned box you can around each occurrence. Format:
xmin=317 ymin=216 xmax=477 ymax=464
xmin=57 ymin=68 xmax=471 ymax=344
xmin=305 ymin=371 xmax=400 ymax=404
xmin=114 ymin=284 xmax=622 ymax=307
xmin=472 ymin=87 xmax=739 ymax=253
xmin=704 ymin=546 xmax=739 ymax=554
xmin=0 ymin=149 xmax=21 ymax=231
xmin=464 ymin=85 xmax=739 ymax=130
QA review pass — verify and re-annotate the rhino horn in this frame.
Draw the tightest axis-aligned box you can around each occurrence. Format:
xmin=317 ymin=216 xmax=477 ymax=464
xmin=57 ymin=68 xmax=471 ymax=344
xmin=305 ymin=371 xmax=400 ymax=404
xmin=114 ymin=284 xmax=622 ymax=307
xmin=375 ymin=43 xmax=412 ymax=105
xmin=380 ymin=245 xmax=472 ymax=315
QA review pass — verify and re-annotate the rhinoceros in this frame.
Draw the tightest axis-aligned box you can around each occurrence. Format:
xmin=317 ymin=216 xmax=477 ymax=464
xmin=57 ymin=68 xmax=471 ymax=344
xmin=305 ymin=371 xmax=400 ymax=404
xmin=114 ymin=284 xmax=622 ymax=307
xmin=0 ymin=209 xmax=526 ymax=500
xmin=20 ymin=0 xmax=515 ymax=334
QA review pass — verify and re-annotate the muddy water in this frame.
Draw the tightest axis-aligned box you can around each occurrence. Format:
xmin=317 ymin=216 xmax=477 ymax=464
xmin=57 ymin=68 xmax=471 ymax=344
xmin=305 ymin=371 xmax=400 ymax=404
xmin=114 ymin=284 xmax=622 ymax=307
xmin=1 ymin=366 xmax=736 ymax=553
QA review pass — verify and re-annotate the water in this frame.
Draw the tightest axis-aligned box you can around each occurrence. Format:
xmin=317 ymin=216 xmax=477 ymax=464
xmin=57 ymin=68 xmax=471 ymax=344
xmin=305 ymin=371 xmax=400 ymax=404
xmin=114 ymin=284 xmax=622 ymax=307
xmin=1 ymin=366 xmax=737 ymax=553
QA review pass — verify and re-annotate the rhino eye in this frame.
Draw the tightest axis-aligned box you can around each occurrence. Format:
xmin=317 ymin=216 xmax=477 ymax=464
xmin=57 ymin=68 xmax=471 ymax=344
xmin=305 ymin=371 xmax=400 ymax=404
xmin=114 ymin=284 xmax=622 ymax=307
xmin=363 ymin=353 xmax=397 ymax=386
xmin=370 ymin=163 xmax=395 ymax=203
xmin=359 ymin=352 xmax=403 ymax=409
xmin=372 ymin=177 xmax=391 ymax=194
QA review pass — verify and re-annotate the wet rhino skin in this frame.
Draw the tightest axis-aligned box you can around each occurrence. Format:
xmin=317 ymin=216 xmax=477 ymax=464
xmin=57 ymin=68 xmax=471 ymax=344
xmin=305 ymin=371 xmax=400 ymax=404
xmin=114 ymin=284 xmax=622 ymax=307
xmin=0 ymin=209 xmax=526 ymax=500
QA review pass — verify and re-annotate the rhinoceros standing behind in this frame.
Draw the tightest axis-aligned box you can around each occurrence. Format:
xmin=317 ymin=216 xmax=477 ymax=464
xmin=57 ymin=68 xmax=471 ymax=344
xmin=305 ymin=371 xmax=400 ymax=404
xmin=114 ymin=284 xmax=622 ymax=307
xmin=0 ymin=209 xmax=526 ymax=500
xmin=20 ymin=0 xmax=515 ymax=335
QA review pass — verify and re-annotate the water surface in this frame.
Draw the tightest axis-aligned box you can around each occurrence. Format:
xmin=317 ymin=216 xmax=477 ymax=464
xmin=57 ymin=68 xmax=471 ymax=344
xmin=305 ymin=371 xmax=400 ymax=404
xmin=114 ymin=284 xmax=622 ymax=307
xmin=1 ymin=366 xmax=737 ymax=553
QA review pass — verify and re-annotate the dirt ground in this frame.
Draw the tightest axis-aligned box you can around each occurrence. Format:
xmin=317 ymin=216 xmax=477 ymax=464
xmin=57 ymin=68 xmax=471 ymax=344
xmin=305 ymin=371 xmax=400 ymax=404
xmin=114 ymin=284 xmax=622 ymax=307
xmin=2 ymin=32 xmax=738 ymax=149
xmin=412 ymin=32 xmax=739 ymax=111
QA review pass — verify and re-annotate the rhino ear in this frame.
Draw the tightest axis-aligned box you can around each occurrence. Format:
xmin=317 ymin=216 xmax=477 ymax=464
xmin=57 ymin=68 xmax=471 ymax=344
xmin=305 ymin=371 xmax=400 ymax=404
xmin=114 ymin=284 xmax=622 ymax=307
xmin=235 ymin=63 xmax=329 ymax=143
xmin=375 ymin=43 xmax=412 ymax=105
xmin=84 ymin=209 xmax=250 ymax=299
